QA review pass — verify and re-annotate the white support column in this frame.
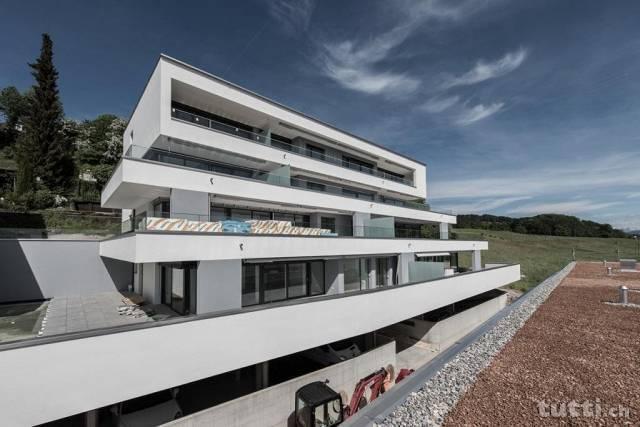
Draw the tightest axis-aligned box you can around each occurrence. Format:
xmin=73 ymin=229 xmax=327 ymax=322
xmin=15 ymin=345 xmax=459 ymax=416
xmin=255 ymin=361 xmax=269 ymax=390
xmin=352 ymin=212 xmax=371 ymax=237
xmin=472 ymin=250 xmax=482 ymax=271
xmin=142 ymin=263 xmax=161 ymax=304
xmin=84 ymin=410 xmax=98 ymax=427
xmin=439 ymin=222 xmax=449 ymax=240
xmin=170 ymin=188 xmax=210 ymax=221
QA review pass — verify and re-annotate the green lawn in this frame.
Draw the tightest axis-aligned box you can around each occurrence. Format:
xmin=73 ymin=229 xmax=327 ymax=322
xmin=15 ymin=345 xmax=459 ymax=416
xmin=455 ymin=228 xmax=639 ymax=291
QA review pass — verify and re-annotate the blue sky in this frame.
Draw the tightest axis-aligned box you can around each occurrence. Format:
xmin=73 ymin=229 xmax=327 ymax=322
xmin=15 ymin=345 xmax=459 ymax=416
xmin=1 ymin=0 xmax=639 ymax=229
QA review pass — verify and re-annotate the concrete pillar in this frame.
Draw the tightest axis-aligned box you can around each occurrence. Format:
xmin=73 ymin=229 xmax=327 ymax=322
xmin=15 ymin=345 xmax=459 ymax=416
xmin=197 ymin=260 xmax=242 ymax=314
xmin=310 ymin=213 xmax=322 ymax=228
xmin=397 ymin=253 xmax=414 ymax=285
xmin=439 ymin=222 xmax=449 ymax=240
xmin=264 ymin=128 xmax=272 ymax=146
xmin=472 ymin=250 xmax=482 ymax=271
xmin=84 ymin=410 xmax=98 ymax=427
xmin=170 ymin=189 xmax=210 ymax=221
xmin=255 ymin=361 xmax=269 ymax=390
xmin=353 ymin=212 xmax=371 ymax=237
xmin=142 ymin=263 xmax=161 ymax=304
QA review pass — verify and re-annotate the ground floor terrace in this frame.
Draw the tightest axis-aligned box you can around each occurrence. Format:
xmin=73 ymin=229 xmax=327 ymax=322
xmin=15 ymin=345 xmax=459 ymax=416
xmin=436 ymin=262 xmax=640 ymax=425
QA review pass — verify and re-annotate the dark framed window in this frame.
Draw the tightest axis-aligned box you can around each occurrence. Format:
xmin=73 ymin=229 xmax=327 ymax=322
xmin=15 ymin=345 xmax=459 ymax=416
xmin=262 ymin=264 xmax=286 ymax=303
xmin=271 ymin=133 xmax=293 ymax=151
xmin=307 ymin=144 xmax=326 ymax=161
xmin=293 ymin=214 xmax=310 ymax=228
xmin=153 ymin=199 xmax=170 ymax=218
xmin=378 ymin=167 xmax=405 ymax=182
xmin=241 ymin=260 xmax=326 ymax=306
xmin=307 ymin=181 xmax=326 ymax=192
xmin=321 ymin=217 xmax=336 ymax=233
xmin=160 ymin=261 xmax=197 ymax=315
xmin=251 ymin=210 xmax=272 ymax=220
xmin=273 ymin=212 xmax=295 ymax=223
xmin=230 ymin=209 xmax=251 ymax=221
xmin=342 ymin=155 xmax=374 ymax=173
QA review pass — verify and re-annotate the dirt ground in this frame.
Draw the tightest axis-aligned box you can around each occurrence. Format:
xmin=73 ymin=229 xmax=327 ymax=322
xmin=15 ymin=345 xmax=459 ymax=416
xmin=445 ymin=262 xmax=640 ymax=426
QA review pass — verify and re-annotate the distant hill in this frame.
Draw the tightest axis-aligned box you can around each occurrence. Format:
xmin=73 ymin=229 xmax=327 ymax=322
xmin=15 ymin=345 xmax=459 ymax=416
xmin=456 ymin=213 xmax=628 ymax=238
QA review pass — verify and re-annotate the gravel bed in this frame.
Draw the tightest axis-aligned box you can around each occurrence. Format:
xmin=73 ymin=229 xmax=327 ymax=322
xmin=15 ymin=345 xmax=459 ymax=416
xmin=380 ymin=262 xmax=576 ymax=427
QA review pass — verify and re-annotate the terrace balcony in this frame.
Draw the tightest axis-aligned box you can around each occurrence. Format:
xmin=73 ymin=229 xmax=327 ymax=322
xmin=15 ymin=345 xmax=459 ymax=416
xmin=123 ymin=144 xmax=434 ymax=213
xmin=171 ymin=106 xmax=415 ymax=186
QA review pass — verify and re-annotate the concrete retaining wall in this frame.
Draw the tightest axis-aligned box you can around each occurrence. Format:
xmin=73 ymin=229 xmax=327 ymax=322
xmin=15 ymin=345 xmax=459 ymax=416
xmin=0 ymin=239 xmax=132 ymax=303
xmin=381 ymin=292 xmax=508 ymax=350
xmin=162 ymin=341 xmax=397 ymax=427
xmin=424 ymin=292 xmax=508 ymax=349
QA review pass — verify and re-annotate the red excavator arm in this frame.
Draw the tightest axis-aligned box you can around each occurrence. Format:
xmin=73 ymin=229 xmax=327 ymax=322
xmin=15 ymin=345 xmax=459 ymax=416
xmin=344 ymin=368 xmax=388 ymax=418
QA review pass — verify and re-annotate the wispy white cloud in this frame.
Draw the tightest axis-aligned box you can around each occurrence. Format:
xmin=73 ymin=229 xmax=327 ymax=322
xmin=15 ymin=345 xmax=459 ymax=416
xmin=420 ymin=95 xmax=460 ymax=113
xmin=507 ymin=200 xmax=620 ymax=215
xmin=318 ymin=34 xmax=421 ymax=96
xmin=315 ymin=0 xmax=488 ymax=97
xmin=626 ymin=192 xmax=640 ymax=199
xmin=455 ymin=102 xmax=504 ymax=125
xmin=429 ymin=153 xmax=640 ymax=200
xmin=442 ymin=48 xmax=528 ymax=89
xmin=269 ymin=0 xmax=316 ymax=35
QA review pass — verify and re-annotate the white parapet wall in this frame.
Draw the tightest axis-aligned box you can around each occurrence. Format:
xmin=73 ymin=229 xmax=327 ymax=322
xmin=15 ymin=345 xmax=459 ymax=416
xmin=0 ymin=265 xmax=519 ymax=426
xmin=100 ymin=232 xmax=487 ymax=264
xmin=161 ymin=341 xmax=396 ymax=427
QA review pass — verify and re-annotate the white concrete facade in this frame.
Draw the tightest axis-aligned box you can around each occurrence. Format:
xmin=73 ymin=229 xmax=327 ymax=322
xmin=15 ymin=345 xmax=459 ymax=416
xmin=0 ymin=55 xmax=521 ymax=425
xmin=0 ymin=265 xmax=520 ymax=426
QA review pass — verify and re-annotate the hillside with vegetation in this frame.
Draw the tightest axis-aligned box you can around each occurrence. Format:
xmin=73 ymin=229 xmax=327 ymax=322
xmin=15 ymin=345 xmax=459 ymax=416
xmin=456 ymin=228 xmax=638 ymax=291
xmin=0 ymin=34 xmax=125 ymax=214
xmin=456 ymin=213 xmax=628 ymax=238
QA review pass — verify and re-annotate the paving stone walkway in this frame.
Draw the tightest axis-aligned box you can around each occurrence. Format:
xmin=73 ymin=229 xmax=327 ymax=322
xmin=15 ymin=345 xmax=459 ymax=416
xmin=42 ymin=292 xmax=151 ymax=336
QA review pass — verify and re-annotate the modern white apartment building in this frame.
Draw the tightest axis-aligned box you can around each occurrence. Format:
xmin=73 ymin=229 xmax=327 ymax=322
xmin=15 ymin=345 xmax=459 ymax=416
xmin=0 ymin=55 xmax=520 ymax=426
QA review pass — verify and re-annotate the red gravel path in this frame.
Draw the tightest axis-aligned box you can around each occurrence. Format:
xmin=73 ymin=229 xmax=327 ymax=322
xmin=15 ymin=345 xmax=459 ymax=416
xmin=444 ymin=262 xmax=640 ymax=426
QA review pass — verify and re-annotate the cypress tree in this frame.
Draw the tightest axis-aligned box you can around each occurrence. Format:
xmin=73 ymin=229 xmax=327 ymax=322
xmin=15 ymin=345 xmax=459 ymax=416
xmin=25 ymin=33 xmax=74 ymax=192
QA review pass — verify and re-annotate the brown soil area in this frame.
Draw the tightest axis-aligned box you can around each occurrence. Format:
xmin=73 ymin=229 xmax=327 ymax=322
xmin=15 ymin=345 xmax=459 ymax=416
xmin=444 ymin=262 xmax=640 ymax=426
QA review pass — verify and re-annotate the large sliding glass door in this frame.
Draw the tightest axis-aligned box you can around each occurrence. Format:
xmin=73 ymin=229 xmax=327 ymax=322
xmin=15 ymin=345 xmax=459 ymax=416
xmin=161 ymin=262 xmax=197 ymax=315
xmin=262 ymin=264 xmax=286 ymax=303
xmin=242 ymin=260 xmax=325 ymax=306
xmin=344 ymin=258 xmax=369 ymax=292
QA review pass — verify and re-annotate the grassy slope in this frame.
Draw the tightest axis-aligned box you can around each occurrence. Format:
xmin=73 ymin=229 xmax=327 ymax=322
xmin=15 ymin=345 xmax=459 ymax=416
xmin=455 ymin=228 xmax=639 ymax=291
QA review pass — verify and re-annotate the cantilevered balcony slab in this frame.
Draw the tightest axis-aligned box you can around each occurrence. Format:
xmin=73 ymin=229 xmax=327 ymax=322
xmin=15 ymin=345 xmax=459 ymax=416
xmin=100 ymin=231 xmax=486 ymax=263
xmin=0 ymin=264 xmax=519 ymax=426
xmin=102 ymin=158 xmax=456 ymax=224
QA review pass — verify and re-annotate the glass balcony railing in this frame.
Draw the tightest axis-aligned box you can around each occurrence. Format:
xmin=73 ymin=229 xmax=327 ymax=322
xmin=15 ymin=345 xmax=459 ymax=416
xmin=171 ymin=107 xmax=415 ymax=186
xmin=124 ymin=145 xmax=433 ymax=212
xmin=120 ymin=211 xmax=434 ymax=239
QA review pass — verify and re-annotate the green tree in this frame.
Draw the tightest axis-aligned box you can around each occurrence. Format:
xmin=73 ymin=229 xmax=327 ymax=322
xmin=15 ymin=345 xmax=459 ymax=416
xmin=76 ymin=114 xmax=119 ymax=165
xmin=0 ymin=86 xmax=30 ymax=153
xmin=22 ymin=34 xmax=74 ymax=192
